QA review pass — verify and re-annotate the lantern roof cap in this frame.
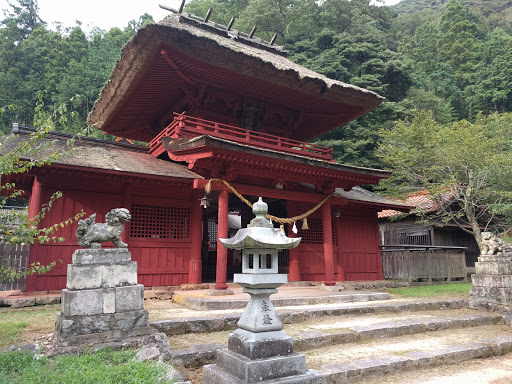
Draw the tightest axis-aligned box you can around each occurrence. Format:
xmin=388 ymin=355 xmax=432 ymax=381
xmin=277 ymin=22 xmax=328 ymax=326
xmin=219 ymin=197 xmax=301 ymax=249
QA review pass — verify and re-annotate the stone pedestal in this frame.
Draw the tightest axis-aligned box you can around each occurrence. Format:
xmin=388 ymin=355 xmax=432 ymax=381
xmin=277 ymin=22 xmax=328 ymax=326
xmin=54 ymin=248 xmax=154 ymax=347
xmin=469 ymin=248 xmax=512 ymax=311
xmin=203 ymin=274 xmax=319 ymax=383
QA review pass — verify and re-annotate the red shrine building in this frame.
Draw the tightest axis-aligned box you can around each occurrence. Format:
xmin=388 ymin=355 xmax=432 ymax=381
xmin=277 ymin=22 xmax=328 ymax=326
xmin=14 ymin=13 xmax=412 ymax=292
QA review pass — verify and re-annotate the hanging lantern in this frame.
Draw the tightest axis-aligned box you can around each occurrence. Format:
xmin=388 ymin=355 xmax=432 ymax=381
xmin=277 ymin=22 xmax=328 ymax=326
xmin=199 ymin=195 xmax=210 ymax=208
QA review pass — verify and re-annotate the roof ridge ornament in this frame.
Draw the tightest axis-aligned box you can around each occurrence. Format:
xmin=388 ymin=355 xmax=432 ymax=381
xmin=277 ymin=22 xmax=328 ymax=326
xmin=159 ymin=3 xmax=288 ymax=56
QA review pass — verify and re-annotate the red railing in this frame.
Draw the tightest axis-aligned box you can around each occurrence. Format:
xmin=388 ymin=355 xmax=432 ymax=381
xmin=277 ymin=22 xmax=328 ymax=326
xmin=148 ymin=113 xmax=334 ymax=161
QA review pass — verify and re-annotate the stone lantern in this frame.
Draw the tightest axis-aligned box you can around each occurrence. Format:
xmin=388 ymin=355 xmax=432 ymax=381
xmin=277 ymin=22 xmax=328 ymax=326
xmin=204 ymin=197 xmax=318 ymax=383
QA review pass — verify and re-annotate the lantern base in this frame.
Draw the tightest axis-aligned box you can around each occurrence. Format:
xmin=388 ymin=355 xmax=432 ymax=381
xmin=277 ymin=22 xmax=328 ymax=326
xmin=228 ymin=328 xmax=293 ymax=359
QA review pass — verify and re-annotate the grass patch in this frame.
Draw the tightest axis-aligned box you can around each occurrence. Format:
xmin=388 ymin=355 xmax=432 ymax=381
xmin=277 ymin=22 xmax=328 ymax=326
xmin=0 ymin=348 xmax=170 ymax=384
xmin=388 ymin=283 xmax=472 ymax=298
xmin=0 ymin=305 xmax=60 ymax=345
xmin=0 ymin=322 xmax=29 ymax=348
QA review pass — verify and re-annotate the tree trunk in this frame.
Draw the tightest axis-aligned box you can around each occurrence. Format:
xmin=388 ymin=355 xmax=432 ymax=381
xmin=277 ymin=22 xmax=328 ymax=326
xmin=465 ymin=171 xmax=482 ymax=251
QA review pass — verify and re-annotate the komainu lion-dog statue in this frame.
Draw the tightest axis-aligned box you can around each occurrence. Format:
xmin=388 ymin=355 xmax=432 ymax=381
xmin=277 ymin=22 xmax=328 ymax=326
xmin=480 ymin=231 xmax=504 ymax=256
xmin=76 ymin=208 xmax=131 ymax=249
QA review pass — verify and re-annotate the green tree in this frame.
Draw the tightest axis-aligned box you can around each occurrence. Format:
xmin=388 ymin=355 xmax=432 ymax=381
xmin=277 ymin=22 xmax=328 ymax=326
xmin=0 ymin=96 xmax=84 ymax=282
xmin=467 ymin=28 xmax=512 ymax=115
xmin=378 ymin=110 xmax=512 ymax=247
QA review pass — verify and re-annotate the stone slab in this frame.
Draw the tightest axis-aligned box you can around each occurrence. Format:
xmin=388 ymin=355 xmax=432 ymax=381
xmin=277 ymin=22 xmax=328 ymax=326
xmin=469 ymin=285 xmax=512 ymax=305
xmin=35 ymin=295 xmax=61 ymax=305
xmin=4 ymin=297 xmax=36 ymax=308
xmin=216 ymin=348 xmax=307 ymax=383
xmin=150 ymin=299 xmax=467 ymax=336
xmin=54 ymin=312 xmax=155 ymax=347
xmin=54 ymin=309 xmax=150 ymax=339
xmin=115 ymin=285 xmax=144 ymax=312
xmin=472 ymin=274 xmax=512 ymax=288
xmin=475 ymin=261 xmax=512 ymax=275
xmin=71 ymin=248 xmax=132 ymax=265
xmin=67 ymin=262 xmax=137 ymax=290
xmin=203 ymin=364 xmax=323 ymax=384
xmin=61 ymin=289 xmax=104 ymax=316
xmin=177 ymin=291 xmax=391 ymax=310
xmin=172 ymin=343 xmax=226 ymax=367
xmin=207 ymin=289 xmax=234 ymax=296
xmin=228 ymin=329 xmax=294 ymax=359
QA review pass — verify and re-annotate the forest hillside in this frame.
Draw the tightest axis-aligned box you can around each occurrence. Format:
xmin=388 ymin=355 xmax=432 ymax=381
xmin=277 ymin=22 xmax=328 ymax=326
xmin=0 ymin=0 xmax=511 ymax=167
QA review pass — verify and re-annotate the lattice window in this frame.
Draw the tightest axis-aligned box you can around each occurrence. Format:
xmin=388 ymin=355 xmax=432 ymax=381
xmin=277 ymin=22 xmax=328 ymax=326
xmin=297 ymin=219 xmax=336 ymax=245
xmin=130 ymin=204 xmax=190 ymax=239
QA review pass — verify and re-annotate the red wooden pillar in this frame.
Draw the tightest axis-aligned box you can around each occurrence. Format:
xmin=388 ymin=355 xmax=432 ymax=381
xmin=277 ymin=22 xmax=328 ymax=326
xmin=334 ymin=215 xmax=345 ymax=281
xmin=214 ymin=190 xmax=229 ymax=290
xmin=288 ymin=225 xmax=301 ymax=281
xmin=374 ymin=215 xmax=384 ymax=280
xmin=27 ymin=176 xmax=43 ymax=220
xmin=121 ymin=182 xmax=131 ymax=245
xmin=322 ymin=199 xmax=336 ymax=286
xmin=26 ymin=176 xmax=44 ymax=292
xmin=189 ymin=192 xmax=203 ymax=284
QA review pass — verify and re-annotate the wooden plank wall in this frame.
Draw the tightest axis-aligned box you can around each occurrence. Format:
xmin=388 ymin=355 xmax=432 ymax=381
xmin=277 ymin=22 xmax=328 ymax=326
xmin=337 ymin=207 xmax=382 ymax=281
xmin=26 ymin=174 xmax=194 ymax=291
xmin=0 ymin=243 xmax=30 ymax=291
xmin=290 ymin=202 xmax=382 ymax=282
xmin=381 ymin=248 xmax=467 ymax=282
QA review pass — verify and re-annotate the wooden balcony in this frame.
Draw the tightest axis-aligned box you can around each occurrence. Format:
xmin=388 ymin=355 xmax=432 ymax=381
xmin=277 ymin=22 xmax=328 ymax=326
xmin=148 ymin=113 xmax=334 ymax=162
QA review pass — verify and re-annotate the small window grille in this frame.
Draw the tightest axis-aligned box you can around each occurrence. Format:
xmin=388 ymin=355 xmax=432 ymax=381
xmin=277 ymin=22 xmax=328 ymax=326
xmin=130 ymin=204 xmax=190 ymax=239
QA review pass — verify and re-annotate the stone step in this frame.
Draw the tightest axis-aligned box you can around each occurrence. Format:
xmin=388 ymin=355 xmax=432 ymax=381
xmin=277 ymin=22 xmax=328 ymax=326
xmin=184 ymin=330 xmax=512 ymax=382
xmin=152 ymin=299 xmax=466 ymax=335
xmin=169 ymin=312 xmax=502 ymax=368
xmin=293 ymin=313 xmax=502 ymax=351
xmin=174 ymin=291 xmax=391 ymax=310
xmin=318 ymin=335 xmax=512 ymax=383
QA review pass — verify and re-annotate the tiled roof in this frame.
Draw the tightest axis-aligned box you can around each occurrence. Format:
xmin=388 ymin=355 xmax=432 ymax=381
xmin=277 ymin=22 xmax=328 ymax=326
xmin=378 ymin=190 xmax=454 ymax=219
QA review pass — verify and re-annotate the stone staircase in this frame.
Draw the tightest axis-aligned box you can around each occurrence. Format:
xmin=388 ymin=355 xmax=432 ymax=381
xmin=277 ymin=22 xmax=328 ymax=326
xmin=158 ymin=299 xmax=512 ymax=383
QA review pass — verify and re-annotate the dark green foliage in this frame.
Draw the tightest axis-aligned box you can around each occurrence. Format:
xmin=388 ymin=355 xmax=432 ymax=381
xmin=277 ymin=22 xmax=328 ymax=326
xmin=0 ymin=1 xmax=138 ymax=135
xmin=2 ymin=0 xmax=512 ymax=173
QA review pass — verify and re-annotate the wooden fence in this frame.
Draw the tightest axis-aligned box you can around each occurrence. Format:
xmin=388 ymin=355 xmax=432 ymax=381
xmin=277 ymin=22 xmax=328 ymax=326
xmin=381 ymin=245 xmax=467 ymax=283
xmin=0 ymin=243 xmax=30 ymax=291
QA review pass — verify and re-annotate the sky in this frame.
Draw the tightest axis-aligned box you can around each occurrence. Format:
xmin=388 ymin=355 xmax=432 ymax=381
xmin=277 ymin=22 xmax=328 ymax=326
xmin=1 ymin=0 xmax=403 ymax=33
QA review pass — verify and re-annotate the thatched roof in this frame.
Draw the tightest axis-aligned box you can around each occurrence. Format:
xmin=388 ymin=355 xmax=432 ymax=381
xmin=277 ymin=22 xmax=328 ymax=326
xmin=87 ymin=14 xmax=384 ymax=142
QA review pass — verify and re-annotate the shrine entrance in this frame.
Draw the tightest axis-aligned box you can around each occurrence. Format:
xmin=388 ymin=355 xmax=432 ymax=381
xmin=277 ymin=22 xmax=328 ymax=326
xmin=200 ymin=192 xmax=288 ymax=283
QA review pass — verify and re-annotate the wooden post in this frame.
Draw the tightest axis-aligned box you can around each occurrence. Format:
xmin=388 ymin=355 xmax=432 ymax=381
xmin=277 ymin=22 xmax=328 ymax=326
xmin=334 ymin=215 xmax=345 ymax=281
xmin=375 ymin=217 xmax=384 ymax=280
xmin=287 ymin=202 xmax=300 ymax=281
xmin=214 ymin=190 xmax=229 ymax=290
xmin=121 ymin=183 xmax=131 ymax=244
xmin=26 ymin=176 xmax=44 ymax=292
xmin=189 ymin=191 xmax=203 ymax=284
xmin=288 ymin=225 xmax=301 ymax=281
xmin=322 ymin=200 xmax=335 ymax=286
xmin=406 ymin=247 xmax=412 ymax=284
xmin=27 ymin=176 xmax=43 ymax=220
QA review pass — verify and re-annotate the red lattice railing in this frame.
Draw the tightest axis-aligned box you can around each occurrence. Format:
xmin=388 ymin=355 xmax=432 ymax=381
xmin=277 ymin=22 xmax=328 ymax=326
xmin=148 ymin=112 xmax=334 ymax=161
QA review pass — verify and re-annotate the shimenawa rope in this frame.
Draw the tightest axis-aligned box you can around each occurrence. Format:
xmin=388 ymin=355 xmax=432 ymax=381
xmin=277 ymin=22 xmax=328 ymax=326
xmin=204 ymin=178 xmax=339 ymax=230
